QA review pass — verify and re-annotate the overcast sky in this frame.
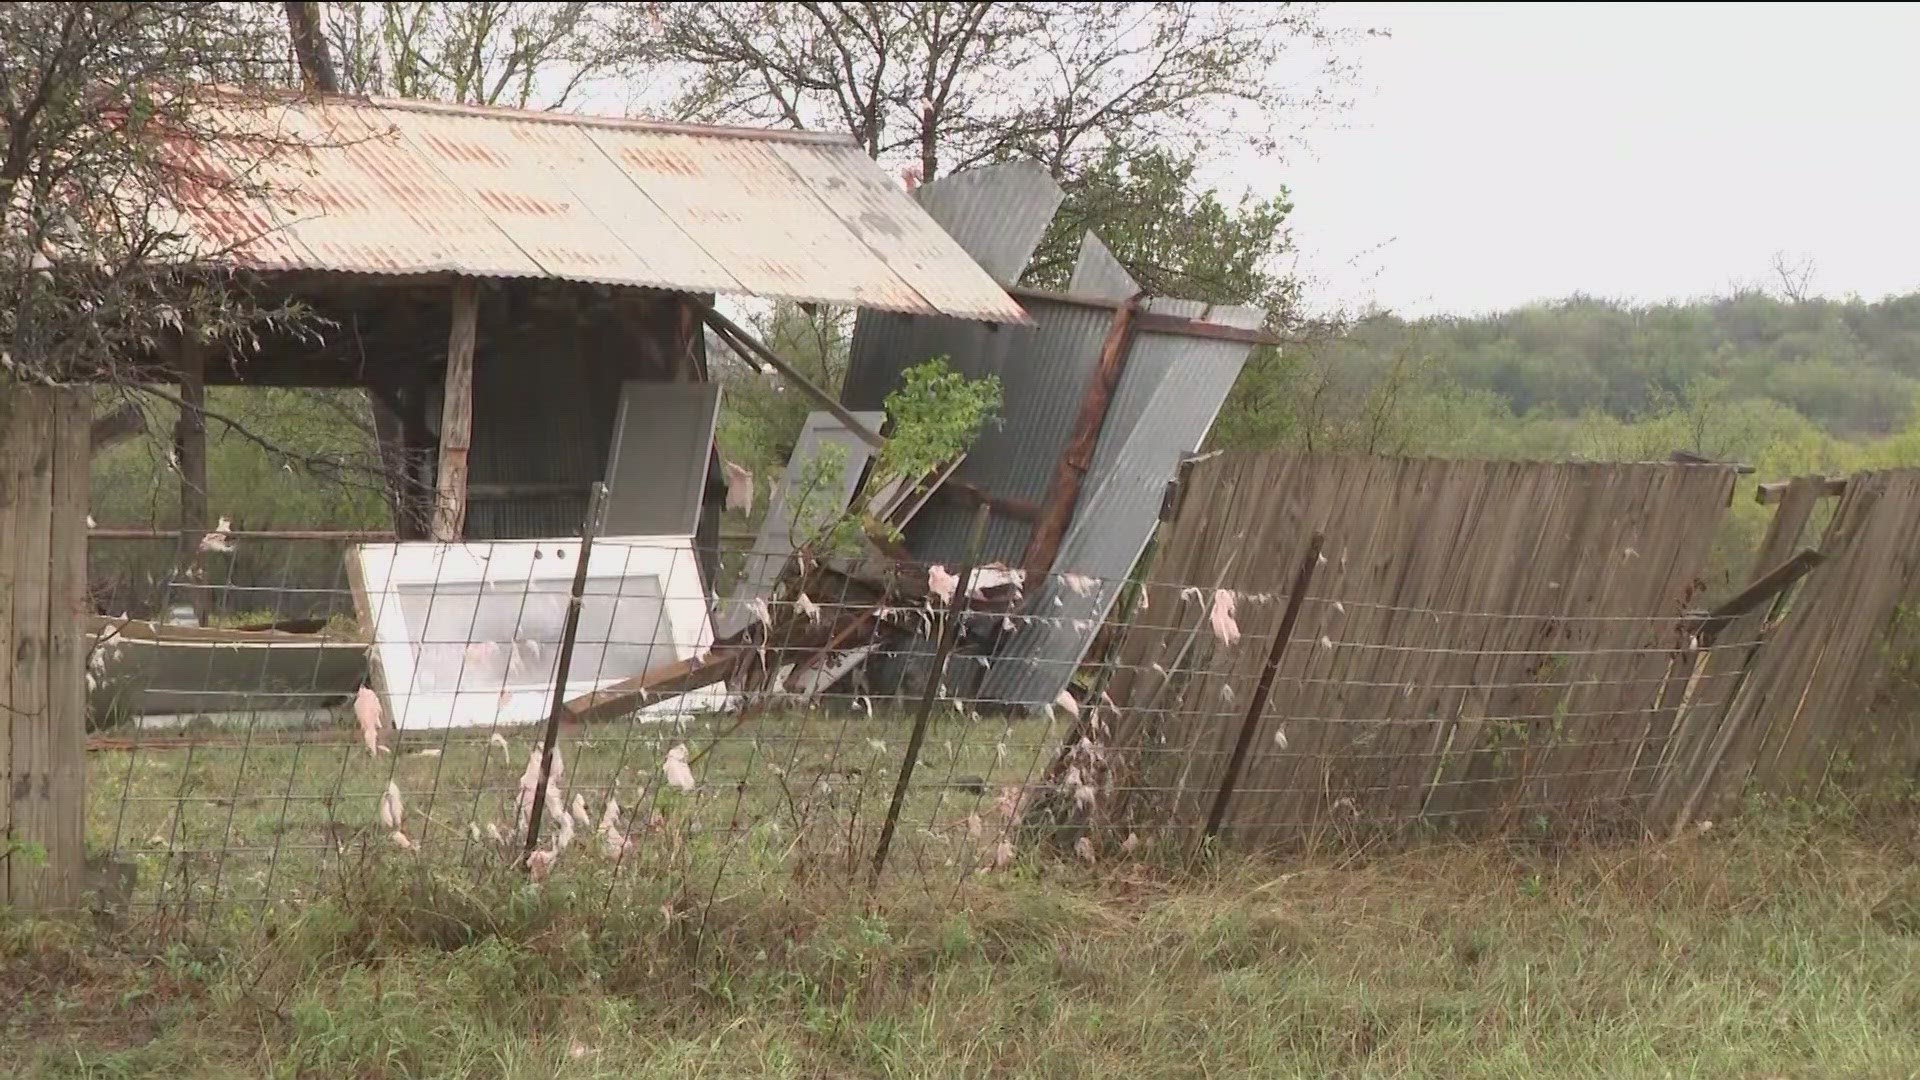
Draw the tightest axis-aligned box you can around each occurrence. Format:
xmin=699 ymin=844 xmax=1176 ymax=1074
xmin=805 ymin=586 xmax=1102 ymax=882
xmin=1271 ymin=3 xmax=1920 ymax=316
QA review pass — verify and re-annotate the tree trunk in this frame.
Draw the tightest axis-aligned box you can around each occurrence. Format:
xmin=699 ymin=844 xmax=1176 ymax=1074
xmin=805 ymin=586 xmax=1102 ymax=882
xmin=284 ymin=2 xmax=339 ymax=92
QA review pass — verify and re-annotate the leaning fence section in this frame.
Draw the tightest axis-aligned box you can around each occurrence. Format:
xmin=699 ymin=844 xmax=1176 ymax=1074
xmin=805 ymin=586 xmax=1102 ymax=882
xmin=1684 ymin=469 xmax=1920 ymax=809
xmin=1098 ymin=454 xmax=1742 ymax=844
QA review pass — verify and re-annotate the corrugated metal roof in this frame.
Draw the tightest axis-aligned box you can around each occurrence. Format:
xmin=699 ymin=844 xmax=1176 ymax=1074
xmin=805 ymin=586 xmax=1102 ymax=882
xmin=181 ymin=95 xmax=1024 ymax=322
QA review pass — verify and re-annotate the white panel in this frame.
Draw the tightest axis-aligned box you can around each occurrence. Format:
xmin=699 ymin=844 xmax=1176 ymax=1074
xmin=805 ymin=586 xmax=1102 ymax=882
xmin=353 ymin=536 xmax=722 ymax=729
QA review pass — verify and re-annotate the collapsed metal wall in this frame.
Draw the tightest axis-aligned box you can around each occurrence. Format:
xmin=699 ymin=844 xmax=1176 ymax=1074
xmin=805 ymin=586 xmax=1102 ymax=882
xmin=843 ymin=163 xmax=1265 ymax=708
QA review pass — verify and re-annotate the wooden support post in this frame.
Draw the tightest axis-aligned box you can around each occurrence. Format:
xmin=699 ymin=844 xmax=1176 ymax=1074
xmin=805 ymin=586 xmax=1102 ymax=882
xmin=1021 ymin=295 xmax=1141 ymax=581
xmin=872 ymin=504 xmax=992 ymax=883
xmin=3 ymin=387 xmax=90 ymax=910
xmin=430 ymin=280 xmax=479 ymax=542
xmin=673 ymin=295 xmax=702 ymax=382
xmin=365 ymin=384 xmax=414 ymax=537
xmin=173 ymin=333 xmax=210 ymax=624
xmin=1202 ymin=531 xmax=1323 ymax=845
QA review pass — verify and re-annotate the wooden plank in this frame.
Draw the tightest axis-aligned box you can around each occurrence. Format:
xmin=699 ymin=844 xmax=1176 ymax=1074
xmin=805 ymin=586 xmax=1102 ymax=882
xmin=699 ymin=305 xmax=885 ymax=450
xmin=36 ymin=391 xmax=88 ymax=909
xmin=931 ymin=478 xmax=1040 ymax=522
xmin=560 ymin=650 xmax=740 ymax=724
xmin=0 ymin=388 xmax=20 ymax=901
xmin=429 ymin=279 xmax=479 ymax=542
xmin=1693 ymin=549 xmax=1824 ymax=642
xmin=1756 ymin=476 xmax=1847 ymax=505
xmin=1021 ymin=296 xmax=1140 ymax=580
xmin=7 ymin=390 xmax=55 ymax=908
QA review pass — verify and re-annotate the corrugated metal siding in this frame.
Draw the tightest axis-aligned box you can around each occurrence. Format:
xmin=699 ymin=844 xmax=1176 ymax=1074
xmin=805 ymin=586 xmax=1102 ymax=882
xmin=908 ymin=160 xmax=1064 ymax=284
xmin=977 ymin=300 xmax=1266 ymax=708
xmin=466 ymin=326 xmax=618 ymax=540
xmin=844 ymin=298 xmax=1113 ymax=568
xmin=602 ymin=382 xmax=722 ymax=537
xmin=182 ymin=96 xmax=1024 ymax=322
xmin=1066 ymin=233 xmax=1140 ymax=300
xmin=715 ymin=411 xmax=884 ymax=638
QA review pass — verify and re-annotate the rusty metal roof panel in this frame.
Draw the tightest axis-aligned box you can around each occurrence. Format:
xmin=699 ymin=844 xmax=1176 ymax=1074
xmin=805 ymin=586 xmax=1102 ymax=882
xmin=382 ymin=107 xmax=741 ymax=291
xmin=767 ymin=142 xmax=1031 ymax=322
xmin=177 ymin=96 xmax=1019 ymax=321
xmin=253 ymin=101 xmax=537 ymax=277
xmin=586 ymin=127 xmax=925 ymax=311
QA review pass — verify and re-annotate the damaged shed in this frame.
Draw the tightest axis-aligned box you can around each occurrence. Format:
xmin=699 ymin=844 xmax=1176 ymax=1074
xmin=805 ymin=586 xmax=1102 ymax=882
xmin=166 ymin=92 xmax=1025 ymax=558
xmin=105 ymin=92 xmax=1027 ymax=729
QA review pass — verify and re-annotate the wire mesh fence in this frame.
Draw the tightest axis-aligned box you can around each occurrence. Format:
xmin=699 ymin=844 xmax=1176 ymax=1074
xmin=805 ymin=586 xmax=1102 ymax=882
xmin=78 ymin=515 xmax=1762 ymax=923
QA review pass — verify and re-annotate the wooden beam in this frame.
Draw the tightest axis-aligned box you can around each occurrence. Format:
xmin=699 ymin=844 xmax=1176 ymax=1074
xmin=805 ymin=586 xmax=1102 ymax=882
xmin=173 ymin=334 xmax=210 ymax=624
xmin=90 ymin=404 xmax=146 ymax=455
xmin=932 ymin=478 xmax=1039 ymax=522
xmin=1693 ymin=548 xmax=1825 ymax=643
xmin=697 ymin=305 xmax=886 ymax=450
xmin=1021 ymin=296 xmax=1140 ymax=579
xmin=429 ymin=280 xmax=479 ymax=542
xmin=1756 ymin=475 xmax=1847 ymax=505
xmin=561 ymin=649 xmax=741 ymax=724
xmin=673 ymin=295 xmax=701 ymax=381
xmin=1133 ymin=312 xmax=1283 ymax=346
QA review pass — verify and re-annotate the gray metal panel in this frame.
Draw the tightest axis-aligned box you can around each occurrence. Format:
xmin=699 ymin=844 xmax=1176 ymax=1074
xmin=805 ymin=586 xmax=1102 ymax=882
xmin=602 ymin=382 xmax=722 ymax=537
xmin=716 ymin=410 xmax=884 ymax=637
xmin=468 ymin=328 xmax=616 ymax=540
xmin=912 ymin=160 xmax=1065 ymax=284
xmin=977 ymin=301 xmax=1266 ymax=708
xmin=846 ymin=296 xmax=1115 ymax=569
xmin=1067 ymin=232 xmax=1140 ymax=301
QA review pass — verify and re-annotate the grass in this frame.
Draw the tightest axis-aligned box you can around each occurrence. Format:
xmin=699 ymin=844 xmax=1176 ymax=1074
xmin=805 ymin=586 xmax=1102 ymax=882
xmin=86 ymin=708 xmax=1072 ymax=917
xmin=10 ymin=791 xmax=1920 ymax=1077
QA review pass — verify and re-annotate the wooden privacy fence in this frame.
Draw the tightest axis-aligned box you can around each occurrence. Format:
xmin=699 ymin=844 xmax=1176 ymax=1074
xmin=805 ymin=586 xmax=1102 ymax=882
xmin=1674 ymin=469 xmax=1920 ymax=815
xmin=1 ymin=386 xmax=90 ymax=910
xmin=1102 ymin=453 xmax=1745 ymax=844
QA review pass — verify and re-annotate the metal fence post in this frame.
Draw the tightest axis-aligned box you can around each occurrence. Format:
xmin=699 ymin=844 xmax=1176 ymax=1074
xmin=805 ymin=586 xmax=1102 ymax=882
xmin=523 ymin=482 xmax=608 ymax=865
xmin=871 ymin=503 xmax=990 ymax=883
xmin=1202 ymin=530 xmax=1324 ymax=843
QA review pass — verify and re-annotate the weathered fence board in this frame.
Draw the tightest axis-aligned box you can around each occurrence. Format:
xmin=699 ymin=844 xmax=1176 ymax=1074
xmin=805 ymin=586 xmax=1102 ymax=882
xmin=1702 ymin=470 xmax=1920 ymax=803
xmin=1106 ymin=453 xmax=1737 ymax=844
xmin=3 ymin=387 xmax=90 ymax=909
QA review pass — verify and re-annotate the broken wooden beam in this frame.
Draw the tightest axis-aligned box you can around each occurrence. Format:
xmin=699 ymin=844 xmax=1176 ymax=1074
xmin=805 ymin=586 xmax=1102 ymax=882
xmin=560 ymin=649 xmax=741 ymax=724
xmin=429 ymin=279 xmax=479 ymax=542
xmin=933 ymin=478 xmax=1039 ymax=522
xmin=697 ymin=305 xmax=886 ymax=450
xmin=1756 ymin=476 xmax=1848 ymax=505
xmin=1693 ymin=547 xmax=1825 ymax=643
xmin=1021 ymin=295 xmax=1141 ymax=579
